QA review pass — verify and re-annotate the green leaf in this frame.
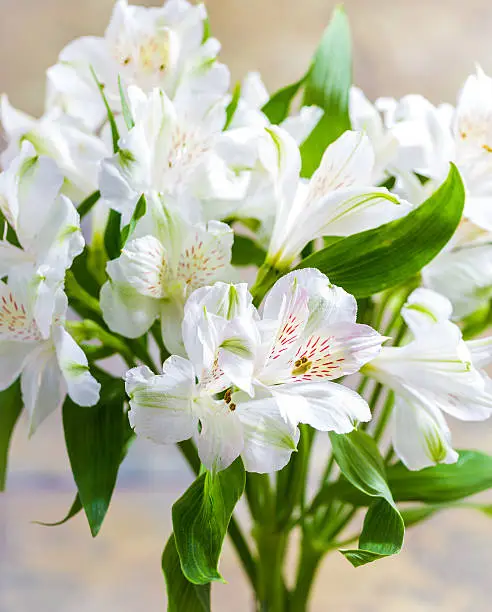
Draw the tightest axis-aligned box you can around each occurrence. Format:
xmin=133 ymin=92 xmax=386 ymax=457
xmin=163 ymin=535 xmax=211 ymax=612
xmin=388 ymin=451 xmax=492 ymax=504
xmin=300 ymin=6 xmax=352 ymax=177
xmin=172 ymin=459 xmax=245 ymax=584
xmin=297 ymin=164 xmax=465 ymax=297
xmin=34 ymin=495 xmax=83 ymax=527
xmin=231 ymin=235 xmax=266 ymax=267
xmin=316 ymin=450 xmax=492 ymax=509
xmin=0 ymin=380 xmax=23 ymax=491
xmin=104 ymin=209 xmax=123 ymax=261
xmin=77 ymin=190 xmax=101 ymax=219
xmin=120 ymin=194 xmax=147 ymax=247
xmin=70 ymin=249 xmax=101 ymax=298
xmin=224 ymin=82 xmax=241 ymax=130
xmin=62 ymin=375 xmax=128 ymax=536
xmin=90 ymin=66 xmax=120 ymax=153
xmin=399 ymin=505 xmax=439 ymax=527
xmin=329 ymin=430 xmax=391 ymax=501
xmin=118 ymin=75 xmax=135 ymax=130
xmin=262 ymin=79 xmax=304 ymax=124
xmin=341 ymin=498 xmax=404 ymax=567
xmin=329 ymin=430 xmax=404 ymax=567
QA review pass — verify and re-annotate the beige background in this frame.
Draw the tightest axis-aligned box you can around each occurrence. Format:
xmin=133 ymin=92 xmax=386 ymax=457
xmin=2 ymin=1 xmax=492 ymax=610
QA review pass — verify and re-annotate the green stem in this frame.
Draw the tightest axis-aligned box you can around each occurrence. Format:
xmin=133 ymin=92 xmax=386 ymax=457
xmin=65 ymin=271 xmax=102 ymax=317
xmin=250 ymin=263 xmax=282 ymax=307
xmin=373 ymin=390 xmax=395 ymax=443
xmin=290 ymin=542 xmax=322 ymax=612
xmin=255 ymin=528 xmax=288 ymax=612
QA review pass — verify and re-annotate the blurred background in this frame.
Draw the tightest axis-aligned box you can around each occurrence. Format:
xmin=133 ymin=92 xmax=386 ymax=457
xmin=2 ymin=0 xmax=492 ymax=610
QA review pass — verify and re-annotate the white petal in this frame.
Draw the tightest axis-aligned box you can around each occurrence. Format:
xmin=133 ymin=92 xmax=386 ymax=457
xmin=241 ymin=72 xmax=269 ymax=109
xmin=402 ymin=287 xmax=453 ymax=335
xmin=455 ymin=66 xmax=492 ymax=153
xmin=263 ymin=269 xmax=357 ymax=326
xmin=273 ymin=381 xmax=371 ymax=433
xmin=17 ymin=155 xmax=64 ymax=248
xmin=217 ymin=317 xmax=259 ymax=395
xmin=196 ymin=401 xmax=244 ymax=472
xmin=368 ymin=322 xmax=492 ymax=422
xmin=175 ymin=220 xmax=234 ymax=293
xmin=99 ymin=153 xmax=143 ymax=224
xmin=125 ymin=357 xmax=198 ymax=445
xmin=0 ymin=278 xmax=43 ymax=342
xmin=423 ymin=242 xmax=492 ymax=318
xmin=393 ymin=396 xmax=458 ymax=471
xmin=53 ymin=327 xmax=100 ymax=407
xmin=182 ymin=282 xmax=254 ymax=372
xmin=21 ymin=342 xmax=65 ymax=435
xmin=307 ymin=131 xmax=375 ymax=200
xmin=119 ymin=235 xmax=168 ymax=299
xmin=160 ymin=298 xmax=186 ymax=356
xmin=235 ymin=391 xmax=299 ymax=473
xmin=34 ymin=193 xmax=84 ymax=272
xmin=289 ymin=321 xmax=384 ymax=382
xmin=0 ymin=242 xmax=32 ymax=277
xmin=0 ymin=340 xmax=35 ymax=390
xmin=467 ymin=336 xmax=492 ymax=369
xmin=309 ymin=186 xmax=410 ymax=238
xmin=280 ymin=106 xmax=323 ymax=145
xmin=101 ymin=260 xmax=160 ymax=338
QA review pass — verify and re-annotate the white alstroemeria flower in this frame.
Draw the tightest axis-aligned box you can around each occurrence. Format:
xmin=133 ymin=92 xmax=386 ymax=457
xmin=0 ymin=143 xmax=84 ymax=336
xmin=265 ymin=128 xmax=411 ymax=270
xmin=378 ymin=68 xmax=492 ymax=230
xmin=99 ymin=86 xmax=252 ymax=223
xmin=125 ymin=282 xmax=297 ymax=473
xmin=0 ymin=95 xmax=109 ymax=200
xmin=364 ymin=288 xmax=492 ymax=470
xmin=349 ymin=87 xmax=451 ymax=186
xmin=183 ymin=269 xmax=383 ymax=432
xmin=100 ymin=202 xmax=234 ymax=353
xmin=453 ymin=66 xmax=492 ymax=231
xmin=0 ymin=278 xmax=100 ymax=434
xmin=230 ymin=72 xmax=323 ymax=145
xmin=46 ymin=0 xmax=228 ymax=132
xmin=125 ymin=269 xmax=382 ymax=472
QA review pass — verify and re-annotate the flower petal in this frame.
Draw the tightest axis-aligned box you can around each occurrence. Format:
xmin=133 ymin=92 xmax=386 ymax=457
xmin=401 ymin=287 xmax=453 ymax=335
xmin=119 ymin=235 xmax=168 ymax=299
xmin=126 ymin=357 xmax=198 ymax=445
xmin=21 ymin=342 xmax=65 ymax=435
xmin=290 ymin=321 xmax=384 ymax=382
xmin=101 ymin=259 xmax=159 ymax=338
xmin=196 ymin=402 xmax=244 ymax=473
xmin=423 ymin=242 xmax=492 ymax=318
xmin=0 ymin=340 xmax=35 ymax=390
xmin=53 ymin=327 xmax=100 ymax=407
xmin=306 ymin=131 xmax=375 ymax=201
xmin=273 ymin=380 xmax=371 ymax=433
xmin=160 ymin=298 xmax=186 ymax=356
xmin=235 ymin=391 xmax=299 ymax=473
xmin=175 ymin=220 xmax=234 ymax=293
xmin=393 ymin=395 xmax=458 ymax=471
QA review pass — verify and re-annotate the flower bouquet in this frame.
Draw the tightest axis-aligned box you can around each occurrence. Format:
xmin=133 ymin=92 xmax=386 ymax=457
xmin=2 ymin=1 xmax=492 ymax=610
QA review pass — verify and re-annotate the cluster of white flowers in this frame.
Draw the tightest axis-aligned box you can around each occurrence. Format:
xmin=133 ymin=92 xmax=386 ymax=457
xmin=3 ymin=0 xmax=492 ymax=474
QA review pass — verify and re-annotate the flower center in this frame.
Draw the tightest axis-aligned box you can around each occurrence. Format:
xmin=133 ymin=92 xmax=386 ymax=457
xmin=165 ymin=126 xmax=211 ymax=185
xmin=0 ymin=291 xmax=42 ymax=341
xmin=116 ymin=30 xmax=173 ymax=78
xmin=291 ymin=356 xmax=312 ymax=376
